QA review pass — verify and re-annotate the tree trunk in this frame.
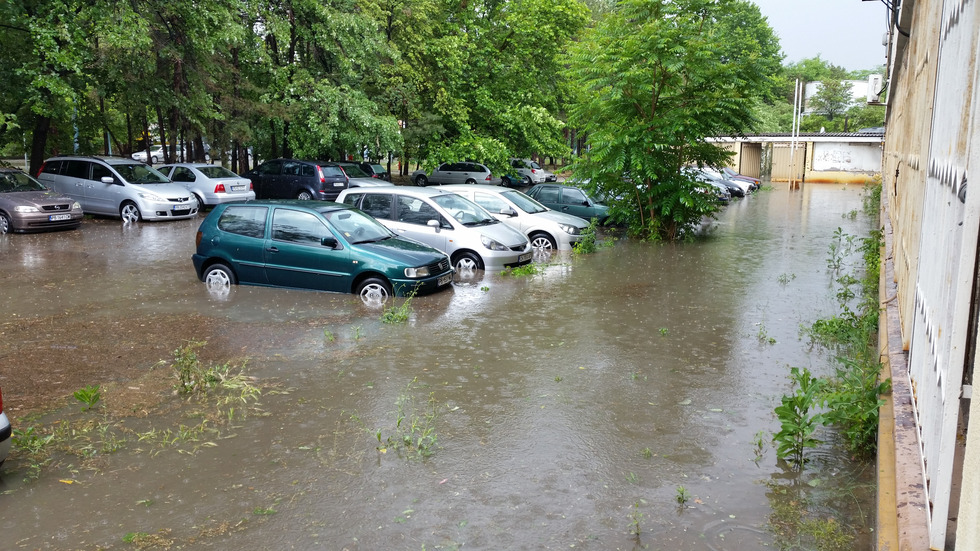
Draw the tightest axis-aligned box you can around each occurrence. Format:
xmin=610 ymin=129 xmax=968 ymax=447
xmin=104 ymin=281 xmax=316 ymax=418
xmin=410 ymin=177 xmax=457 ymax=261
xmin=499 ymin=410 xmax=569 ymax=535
xmin=29 ymin=115 xmax=51 ymax=176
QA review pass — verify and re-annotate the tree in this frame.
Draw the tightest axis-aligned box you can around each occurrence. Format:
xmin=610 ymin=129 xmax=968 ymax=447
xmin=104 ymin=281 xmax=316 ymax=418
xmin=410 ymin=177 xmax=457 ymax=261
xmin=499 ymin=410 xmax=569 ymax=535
xmin=564 ymin=0 xmax=780 ymax=240
xmin=808 ymin=66 xmax=854 ymax=122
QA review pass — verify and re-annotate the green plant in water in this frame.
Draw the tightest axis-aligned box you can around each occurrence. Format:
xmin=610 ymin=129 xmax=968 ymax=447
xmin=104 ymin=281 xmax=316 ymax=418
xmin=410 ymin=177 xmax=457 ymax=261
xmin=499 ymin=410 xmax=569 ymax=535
xmin=352 ymin=326 xmax=362 ymax=340
xmin=826 ymin=227 xmax=855 ymax=273
xmin=629 ymin=501 xmax=644 ymax=538
xmin=774 ymin=367 xmax=825 ymax=469
xmin=625 ymin=471 xmax=638 ymax=484
xmin=572 ymin=219 xmax=612 ymax=254
xmin=367 ymin=377 xmax=442 ymax=458
xmin=381 ymin=291 xmax=415 ymax=324
xmin=777 ymin=272 xmax=796 ymax=285
xmin=659 ymin=327 xmax=669 ymax=336
xmin=501 ymin=263 xmax=542 ymax=277
xmin=73 ymin=384 xmax=101 ymax=411
xmin=640 ymin=447 xmax=653 ymax=459
xmin=323 ymin=329 xmax=335 ymax=341
xmin=676 ymin=485 xmax=690 ymax=505
xmin=756 ymin=323 xmax=776 ymax=345
xmin=480 ymin=285 xmax=489 ymax=292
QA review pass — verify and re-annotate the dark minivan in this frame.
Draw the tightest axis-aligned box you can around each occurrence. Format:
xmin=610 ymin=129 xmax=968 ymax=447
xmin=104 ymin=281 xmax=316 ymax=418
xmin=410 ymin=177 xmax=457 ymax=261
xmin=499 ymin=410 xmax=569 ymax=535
xmin=244 ymin=159 xmax=349 ymax=201
xmin=192 ymin=201 xmax=454 ymax=303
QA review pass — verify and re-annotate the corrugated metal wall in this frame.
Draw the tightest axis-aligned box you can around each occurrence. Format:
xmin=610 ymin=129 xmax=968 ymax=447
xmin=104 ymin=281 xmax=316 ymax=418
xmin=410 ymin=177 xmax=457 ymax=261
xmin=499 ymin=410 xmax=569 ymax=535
xmin=770 ymin=143 xmax=806 ymax=182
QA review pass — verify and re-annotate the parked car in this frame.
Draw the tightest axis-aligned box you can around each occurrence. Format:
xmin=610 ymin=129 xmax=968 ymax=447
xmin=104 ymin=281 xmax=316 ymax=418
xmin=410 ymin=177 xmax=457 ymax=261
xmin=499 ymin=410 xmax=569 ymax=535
xmin=192 ymin=201 xmax=454 ymax=302
xmin=337 ymin=186 xmax=532 ymax=271
xmin=37 ymin=156 xmax=199 ymax=223
xmin=721 ymin=167 xmax=761 ymax=191
xmin=525 ymin=183 xmax=610 ymax=224
xmin=693 ymin=169 xmax=744 ymax=198
xmin=158 ymin=163 xmax=255 ymax=207
xmin=131 ymin=145 xmax=167 ymax=164
xmin=698 ymin=167 xmax=752 ymax=195
xmin=358 ymin=162 xmax=391 ymax=181
xmin=510 ymin=158 xmax=556 ymax=185
xmin=0 ymin=386 xmax=9 ymax=467
xmin=333 ymin=162 xmax=394 ymax=188
xmin=244 ymin=159 xmax=349 ymax=201
xmin=411 ymin=162 xmax=499 ymax=186
xmin=436 ymin=184 xmax=589 ymax=251
xmin=0 ymin=168 xmax=83 ymax=234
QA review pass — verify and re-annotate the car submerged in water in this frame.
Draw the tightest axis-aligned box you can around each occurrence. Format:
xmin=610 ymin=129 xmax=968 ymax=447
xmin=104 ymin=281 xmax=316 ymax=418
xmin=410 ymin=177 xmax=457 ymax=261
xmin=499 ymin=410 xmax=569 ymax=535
xmin=192 ymin=201 xmax=454 ymax=303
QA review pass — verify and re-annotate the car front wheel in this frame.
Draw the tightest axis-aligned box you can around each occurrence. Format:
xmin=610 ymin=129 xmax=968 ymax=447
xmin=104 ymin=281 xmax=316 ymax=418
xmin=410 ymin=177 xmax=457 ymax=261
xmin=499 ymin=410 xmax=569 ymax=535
xmin=452 ymin=251 xmax=483 ymax=272
xmin=530 ymin=233 xmax=556 ymax=251
xmin=297 ymin=190 xmax=313 ymax=200
xmin=415 ymin=175 xmax=428 ymax=186
xmin=356 ymin=277 xmax=392 ymax=306
xmin=120 ymin=201 xmax=141 ymax=223
xmin=0 ymin=212 xmax=10 ymax=234
xmin=464 ymin=178 xmax=477 ymax=185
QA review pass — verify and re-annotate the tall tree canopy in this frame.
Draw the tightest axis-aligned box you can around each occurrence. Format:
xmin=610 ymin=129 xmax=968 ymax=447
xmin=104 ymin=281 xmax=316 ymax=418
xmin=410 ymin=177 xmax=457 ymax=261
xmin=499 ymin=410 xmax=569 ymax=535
xmin=564 ymin=0 xmax=781 ymax=240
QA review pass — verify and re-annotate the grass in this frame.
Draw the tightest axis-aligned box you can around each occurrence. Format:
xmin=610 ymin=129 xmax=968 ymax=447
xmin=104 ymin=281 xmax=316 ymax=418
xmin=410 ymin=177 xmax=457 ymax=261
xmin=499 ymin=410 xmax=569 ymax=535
xmin=349 ymin=377 xmax=444 ymax=459
xmin=381 ymin=291 xmax=415 ymax=324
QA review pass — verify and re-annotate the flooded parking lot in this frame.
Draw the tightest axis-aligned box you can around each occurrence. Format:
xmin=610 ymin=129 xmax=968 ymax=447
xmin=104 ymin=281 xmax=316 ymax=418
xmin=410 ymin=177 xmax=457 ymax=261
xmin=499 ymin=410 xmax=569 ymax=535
xmin=0 ymin=184 xmax=876 ymax=550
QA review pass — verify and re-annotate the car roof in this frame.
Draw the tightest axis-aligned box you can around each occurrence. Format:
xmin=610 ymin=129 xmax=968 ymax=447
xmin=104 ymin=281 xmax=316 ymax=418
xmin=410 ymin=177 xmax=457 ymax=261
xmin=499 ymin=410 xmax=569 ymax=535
xmin=435 ymin=184 xmax=508 ymax=193
xmin=348 ymin=186 xmax=454 ymax=198
xmin=221 ymin=199 xmax=353 ymax=214
xmin=45 ymin=155 xmax=144 ymax=166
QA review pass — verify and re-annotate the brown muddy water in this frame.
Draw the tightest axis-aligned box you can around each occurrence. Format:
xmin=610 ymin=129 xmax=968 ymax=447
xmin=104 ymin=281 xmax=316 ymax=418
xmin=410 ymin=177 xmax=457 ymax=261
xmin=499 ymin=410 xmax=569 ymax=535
xmin=0 ymin=184 xmax=877 ymax=550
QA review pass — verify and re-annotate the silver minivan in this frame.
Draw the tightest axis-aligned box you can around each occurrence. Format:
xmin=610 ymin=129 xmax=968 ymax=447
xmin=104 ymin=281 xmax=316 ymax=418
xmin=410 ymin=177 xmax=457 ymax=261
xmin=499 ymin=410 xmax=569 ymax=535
xmin=37 ymin=156 xmax=199 ymax=223
xmin=436 ymin=184 xmax=589 ymax=251
xmin=337 ymin=187 xmax=532 ymax=271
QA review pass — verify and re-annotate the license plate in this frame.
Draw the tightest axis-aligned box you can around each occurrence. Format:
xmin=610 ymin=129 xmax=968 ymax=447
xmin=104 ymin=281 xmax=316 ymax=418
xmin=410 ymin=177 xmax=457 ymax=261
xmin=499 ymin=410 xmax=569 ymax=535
xmin=518 ymin=253 xmax=532 ymax=263
xmin=437 ymin=274 xmax=452 ymax=286
xmin=231 ymin=185 xmax=246 ymax=191
xmin=173 ymin=204 xmax=188 ymax=211
xmin=49 ymin=214 xmax=71 ymax=221
xmin=333 ymin=182 xmax=344 ymax=187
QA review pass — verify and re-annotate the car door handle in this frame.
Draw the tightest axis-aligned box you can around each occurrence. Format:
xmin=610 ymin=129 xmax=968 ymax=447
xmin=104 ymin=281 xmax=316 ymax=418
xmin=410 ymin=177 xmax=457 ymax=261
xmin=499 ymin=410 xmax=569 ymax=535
xmin=266 ymin=246 xmax=279 ymax=253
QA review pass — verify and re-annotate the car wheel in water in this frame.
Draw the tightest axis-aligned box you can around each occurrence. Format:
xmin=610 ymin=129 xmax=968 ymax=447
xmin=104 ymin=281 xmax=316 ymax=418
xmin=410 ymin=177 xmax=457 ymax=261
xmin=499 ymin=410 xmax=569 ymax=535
xmin=297 ymin=190 xmax=313 ymax=200
xmin=203 ymin=263 xmax=236 ymax=294
xmin=453 ymin=251 xmax=482 ymax=272
xmin=529 ymin=233 xmax=556 ymax=251
xmin=356 ymin=277 xmax=392 ymax=306
xmin=120 ymin=201 xmax=142 ymax=224
xmin=415 ymin=175 xmax=428 ymax=186
xmin=0 ymin=212 xmax=10 ymax=234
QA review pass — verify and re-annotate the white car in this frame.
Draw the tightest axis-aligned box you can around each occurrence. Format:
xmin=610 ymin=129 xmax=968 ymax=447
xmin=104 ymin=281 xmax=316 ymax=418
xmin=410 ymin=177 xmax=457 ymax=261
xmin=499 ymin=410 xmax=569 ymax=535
xmin=158 ymin=163 xmax=256 ymax=207
xmin=411 ymin=162 xmax=499 ymax=186
xmin=337 ymin=186 xmax=532 ymax=271
xmin=0 ymin=386 xmax=11 ymax=468
xmin=510 ymin=158 xmax=556 ymax=185
xmin=436 ymin=184 xmax=589 ymax=251
xmin=131 ymin=145 xmax=167 ymax=164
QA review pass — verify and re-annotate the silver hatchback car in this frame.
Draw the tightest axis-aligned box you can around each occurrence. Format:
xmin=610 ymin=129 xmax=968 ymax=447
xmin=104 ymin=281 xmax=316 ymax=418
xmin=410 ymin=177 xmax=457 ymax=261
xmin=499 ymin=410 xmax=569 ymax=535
xmin=337 ymin=187 xmax=532 ymax=271
xmin=158 ymin=163 xmax=256 ymax=207
xmin=435 ymin=184 xmax=588 ymax=251
xmin=37 ymin=156 xmax=199 ymax=223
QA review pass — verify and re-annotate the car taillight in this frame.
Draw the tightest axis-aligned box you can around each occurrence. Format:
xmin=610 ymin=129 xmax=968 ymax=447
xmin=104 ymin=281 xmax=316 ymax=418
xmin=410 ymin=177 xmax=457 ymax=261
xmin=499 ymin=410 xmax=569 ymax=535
xmin=317 ymin=166 xmax=326 ymax=184
xmin=195 ymin=230 xmax=203 ymax=248
xmin=37 ymin=162 xmax=46 ymax=178
xmin=485 ymin=173 xmax=491 ymax=182
xmin=214 ymin=183 xmax=226 ymax=193
xmin=531 ymin=169 xmax=537 ymax=174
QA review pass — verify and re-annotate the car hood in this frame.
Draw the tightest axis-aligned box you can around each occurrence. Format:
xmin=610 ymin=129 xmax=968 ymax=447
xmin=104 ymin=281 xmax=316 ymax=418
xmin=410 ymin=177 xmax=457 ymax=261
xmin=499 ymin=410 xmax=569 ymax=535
xmin=474 ymin=220 xmax=530 ymax=247
xmin=355 ymin=237 xmax=449 ymax=266
xmin=0 ymin=190 xmax=75 ymax=206
xmin=536 ymin=210 xmax=589 ymax=229
xmin=129 ymin=182 xmax=195 ymax=197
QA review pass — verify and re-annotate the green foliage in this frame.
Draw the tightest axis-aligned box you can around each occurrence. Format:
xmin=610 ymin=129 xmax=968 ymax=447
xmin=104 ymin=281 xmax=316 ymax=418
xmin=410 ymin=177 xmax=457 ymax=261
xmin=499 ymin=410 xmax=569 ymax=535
xmin=676 ymin=485 xmax=690 ymax=505
xmin=773 ymin=367 xmax=825 ymax=469
xmin=564 ymin=0 xmax=779 ymax=240
xmin=73 ymin=385 xmax=101 ymax=411
xmin=501 ymin=263 xmax=543 ymax=277
xmin=572 ymin=219 xmax=612 ymax=254
xmin=171 ymin=341 xmax=258 ymax=401
xmin=629 ymin=501 xmax=644 ymax=537
xmin=381 ymin=292 xmax=415 ymax=324
xmin=359 ymin=378 xmax=442 ymax=459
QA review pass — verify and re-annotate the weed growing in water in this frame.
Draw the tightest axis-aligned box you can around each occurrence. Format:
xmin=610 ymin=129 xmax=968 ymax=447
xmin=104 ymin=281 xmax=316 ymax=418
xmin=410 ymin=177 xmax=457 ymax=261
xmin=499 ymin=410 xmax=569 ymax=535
xmin=501 ymin=263 xmax=543 ymax=277
xmin=826 ymin=227 xmax=855 ymax=273
xmin=625 ymin=471 xmax=639 ymax=484
xmin=350 ymin=378 xmax=443 ymax=459
xmin=777 ymin=272 xmax=796 ymax=285
xmin=73 ymin=385 xmax=101 ymax=411
xmin=480 ymin=285 xmax=490 ymax=292
xmin=756 ymin=322 xmax=776 ymax=345
xmin=381 ymin=291 xmax=415 ymax=324
xmin=629 ymin=501 xmax=644 ymax=538
xmin=573 ymin=219 xmax=613 ymax=254
xmin=766 ymin=480 xmax=855 ymax=550
xmin=773 ymin=367 xmax=825 ymax=469
xmin=676 ymin=485 xmax=690 ymax=505
xmin=659 ymin=327 xmax=669 ymax=336
xmin=352 ymin=326 xmax=363 ymax=340
xmin=323 ymin=329 xmax=335 ymax=341
xmin=640 ymin=447 xmax=653 ymax=459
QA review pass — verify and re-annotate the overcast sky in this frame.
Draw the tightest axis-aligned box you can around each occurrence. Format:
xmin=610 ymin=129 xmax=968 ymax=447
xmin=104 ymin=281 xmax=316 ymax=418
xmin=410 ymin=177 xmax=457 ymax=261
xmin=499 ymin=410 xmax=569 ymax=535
xmin=749 ymin=0 xmax=890 ymax=71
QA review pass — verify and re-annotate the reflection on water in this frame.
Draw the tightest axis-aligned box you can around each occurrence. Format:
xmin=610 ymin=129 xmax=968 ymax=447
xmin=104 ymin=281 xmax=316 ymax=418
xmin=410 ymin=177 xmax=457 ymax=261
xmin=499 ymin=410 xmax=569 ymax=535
xmin=0 ymin=185 xmax=877 ymax=549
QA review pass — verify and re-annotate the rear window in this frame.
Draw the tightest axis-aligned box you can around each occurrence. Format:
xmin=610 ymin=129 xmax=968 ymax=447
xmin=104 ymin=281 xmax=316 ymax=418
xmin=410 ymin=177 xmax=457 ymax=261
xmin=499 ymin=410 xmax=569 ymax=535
xmin=40 ymin=160 xmax=63 ymax=175
xmin=198 ymin=166 xmax=239 ymax=179
xmin=320 ymin=166 xmax=344 ymax=177
xmin=217 ymin=205 xmax=268 ymax=238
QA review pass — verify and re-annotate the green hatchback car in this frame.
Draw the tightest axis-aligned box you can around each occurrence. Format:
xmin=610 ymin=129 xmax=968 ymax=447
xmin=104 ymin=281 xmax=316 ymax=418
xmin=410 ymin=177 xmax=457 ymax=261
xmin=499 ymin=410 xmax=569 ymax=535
xmin=192 ymin=201 xmax=454 ymax=302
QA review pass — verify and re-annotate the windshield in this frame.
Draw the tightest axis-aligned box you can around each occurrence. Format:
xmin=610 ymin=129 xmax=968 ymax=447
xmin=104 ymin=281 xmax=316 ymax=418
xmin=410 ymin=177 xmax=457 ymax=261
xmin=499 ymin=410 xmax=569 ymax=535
xmin=324 ymin=208 xmax=394 ymax=244
xmin=432 ymin=193 xmax=498 ymax=226
xmin=501 ymin=190 xmax=547 ymax=214
xmin=198 ymin=166 xmax=240 ymax=179
xmin=340 ymin=165 xmax=370 ymax=178
xmin=0 ymin=171 xmax=46 ymax=192
xmin=113 ymin=163 xmax=171 ymax=185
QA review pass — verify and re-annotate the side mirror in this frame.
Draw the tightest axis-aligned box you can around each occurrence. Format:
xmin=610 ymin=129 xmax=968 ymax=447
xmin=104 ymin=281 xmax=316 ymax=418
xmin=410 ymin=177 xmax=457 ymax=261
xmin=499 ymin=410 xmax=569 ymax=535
xmin=427 ymin=219 xmax=441 ymax=229
xmin=101 ymin=176 xmax=115 ymax=185
xmin=499 ymin=207 xmax=517 ymax=217
xmin=321 ymin=236 xmax=339 ymax=248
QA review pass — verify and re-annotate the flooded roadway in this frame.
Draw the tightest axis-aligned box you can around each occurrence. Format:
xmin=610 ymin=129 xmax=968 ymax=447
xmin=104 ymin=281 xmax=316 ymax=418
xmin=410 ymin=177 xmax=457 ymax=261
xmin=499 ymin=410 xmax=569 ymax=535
xmin=0 ymin=184 xmax=875 ymax=550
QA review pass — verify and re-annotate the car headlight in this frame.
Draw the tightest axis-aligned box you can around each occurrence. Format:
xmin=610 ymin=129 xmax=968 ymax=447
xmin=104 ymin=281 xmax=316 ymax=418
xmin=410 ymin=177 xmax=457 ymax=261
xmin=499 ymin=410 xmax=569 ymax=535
xmin=404 ymin=266 xmax=431 ymax=278
xmin=138 ymin=192 xmax=164 ymax=201
xmin=13 ymin=205 xmax=39 ymax=213
xmin=481 ymin=235 xmax=508 ymax=251
xmin=72 ymin=201 xmax=82 ymax=210
xmin=559 ymin=223 xmax=580 ymax=235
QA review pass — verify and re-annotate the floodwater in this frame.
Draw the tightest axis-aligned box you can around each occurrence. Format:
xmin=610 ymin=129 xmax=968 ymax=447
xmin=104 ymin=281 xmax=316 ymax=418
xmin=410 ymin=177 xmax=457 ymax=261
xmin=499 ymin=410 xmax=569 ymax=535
xmin=0 ymin=184 xmax=877 ymax=550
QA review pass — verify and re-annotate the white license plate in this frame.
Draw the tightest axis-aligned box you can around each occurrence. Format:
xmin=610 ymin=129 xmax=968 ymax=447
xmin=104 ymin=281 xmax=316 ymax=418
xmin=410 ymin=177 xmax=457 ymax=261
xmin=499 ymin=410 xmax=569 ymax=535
xmin=333 ymin=182 xmax=344 ymax=187
xmin=173 ymin=204 xmax=188 ymax=211
xmin=518 ymin=252 xmax=532 ymax=263
xmin=48 ymin=214 xmax=71 ymax=221
xmin=437 ymin=273 xmax=452 ymax=286
xmin=231 ymin=185 xmax=246 ymax=191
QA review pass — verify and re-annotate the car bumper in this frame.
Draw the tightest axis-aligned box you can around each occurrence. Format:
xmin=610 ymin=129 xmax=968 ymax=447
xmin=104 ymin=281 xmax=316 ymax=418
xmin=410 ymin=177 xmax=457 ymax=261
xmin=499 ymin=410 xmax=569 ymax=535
xmin=10 ymin=211 xmax=84 ymax=233
xmin=0 ymin=412 xmax=11 ymax=465
xmin=139 ymin=199 xmax=199 ymax=221
xmin=206 ymin=191 xmax=256 ymax=205
xmin=483 ymin=246 xmax=534 ymax=270
xmin=391 ymin=270 xmax=455 ymax=296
